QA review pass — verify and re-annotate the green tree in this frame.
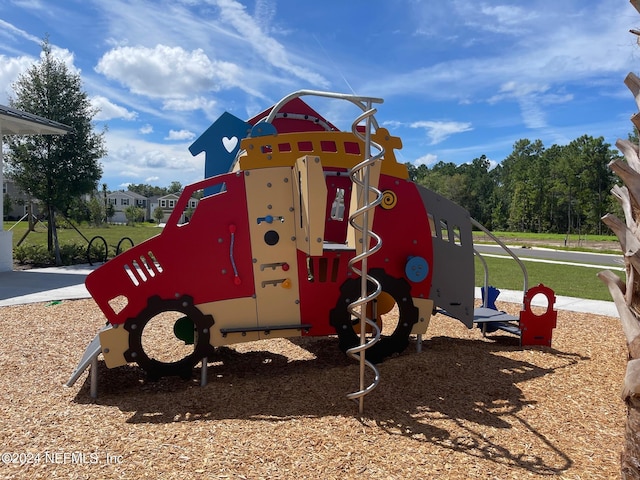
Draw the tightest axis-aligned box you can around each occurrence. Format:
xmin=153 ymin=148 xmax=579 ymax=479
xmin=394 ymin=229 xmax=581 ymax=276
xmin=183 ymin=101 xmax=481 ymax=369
xmin=167 ymin=181 xmax=182 ymax=194
xmin=499 ymin=139 xmax=545 ymax=232
xmin=540 ymin=144 xmax=565 ymax=233
xmin=101 ymin=183 xmax=108 ymax=223
xmin=128 ymin=183 xmax=168 ymax=197
xmin=456 ymin=155 xmax=495 ymax=227
xmin=124 ymin=205 xmax=144 ymax=226
xmin=5 ymin=39 xmax=106 ymax=264
xmin=408 ymin=135 xmax=619 ymax=235
xmin=548 ymin=136 xmax=619 ymax=237
xmin=406 ymin=163 xmax=429 ymax=184
xmin=153 ymin=206 xmax=165 ymax=224
xmin=87 ymin=195 xmax=104 ymax=226
xmin=106 ymin=202 xmax=116 ymax=223
xmin=565 ymin=135 xmax=619 ymax=235
xmin=411 ymin=158 xmax=497 ymax=227
xmin=65 ymin=197 xmax=89 ymax=224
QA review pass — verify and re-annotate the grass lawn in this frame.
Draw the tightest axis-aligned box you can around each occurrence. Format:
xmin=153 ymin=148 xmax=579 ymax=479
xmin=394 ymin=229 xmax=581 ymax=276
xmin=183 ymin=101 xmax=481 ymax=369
xmin=473 ymin=230 xmax=620 ymax=252
xmin=473 ymin=230 xmax=618 ymax=243
xmin=475 ymin=256 xmax=623 ymax=302
xmin=3 ymin=220 xmax=160 ymax=253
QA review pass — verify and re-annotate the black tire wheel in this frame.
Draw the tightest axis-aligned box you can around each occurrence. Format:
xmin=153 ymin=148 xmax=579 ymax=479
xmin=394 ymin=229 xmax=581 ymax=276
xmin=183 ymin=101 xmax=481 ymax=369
xmin=124 ymin=295 xmax=215 ymax=380
xmin=329 ymin=268 xmax=419 ymax=363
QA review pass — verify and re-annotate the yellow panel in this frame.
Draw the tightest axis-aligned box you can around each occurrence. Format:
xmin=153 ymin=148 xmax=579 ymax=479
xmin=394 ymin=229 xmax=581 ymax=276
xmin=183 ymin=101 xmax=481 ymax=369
xmin=99 ymin=325 xmax=129 ymax=368
xmin=411 ymin=298 xmax=434 ymax=335
xmin=244 ymin=168 xmax=301 ymax=334
xmin=197 ymin=297 xmax=259 ymax=346
xmin=293 ymin=155 xmax=327 ymax=256
xmin=238 ymin=128 xmax=408 ymax=179
xmin=346 ymin=160 xmax=381 ymax=254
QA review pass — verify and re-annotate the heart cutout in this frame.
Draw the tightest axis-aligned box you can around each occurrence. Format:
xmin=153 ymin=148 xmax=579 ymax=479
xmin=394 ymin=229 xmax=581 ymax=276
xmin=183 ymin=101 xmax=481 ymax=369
xmin=222 ymin=136 xmax=238 ymax=153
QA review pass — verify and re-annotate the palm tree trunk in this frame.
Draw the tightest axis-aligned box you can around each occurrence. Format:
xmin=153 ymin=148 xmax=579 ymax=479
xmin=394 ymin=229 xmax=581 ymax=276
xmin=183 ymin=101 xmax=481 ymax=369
xmin=623 ymin=396 xmax=640 ymax=478
xmin=600 ymin=135 xmax=640 ymax=478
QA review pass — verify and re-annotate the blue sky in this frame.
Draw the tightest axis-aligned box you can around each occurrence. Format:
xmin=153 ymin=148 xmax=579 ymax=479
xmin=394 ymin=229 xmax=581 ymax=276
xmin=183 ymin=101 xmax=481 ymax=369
xmin=0 ymin=0 xmax=639 ymax=191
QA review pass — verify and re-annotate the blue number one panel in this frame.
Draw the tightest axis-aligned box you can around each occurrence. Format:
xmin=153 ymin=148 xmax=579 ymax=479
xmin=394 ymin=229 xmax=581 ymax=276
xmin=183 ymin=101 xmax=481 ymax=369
xmin=189 ymin=112 xmax=251 ymax=196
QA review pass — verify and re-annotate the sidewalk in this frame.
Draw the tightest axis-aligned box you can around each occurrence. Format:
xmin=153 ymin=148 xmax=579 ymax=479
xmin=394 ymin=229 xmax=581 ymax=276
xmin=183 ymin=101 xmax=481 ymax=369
xmin=0 ymin=263 xmax=620 ymax=317
xmin=0 ymin=264 xmax=96 ymax=307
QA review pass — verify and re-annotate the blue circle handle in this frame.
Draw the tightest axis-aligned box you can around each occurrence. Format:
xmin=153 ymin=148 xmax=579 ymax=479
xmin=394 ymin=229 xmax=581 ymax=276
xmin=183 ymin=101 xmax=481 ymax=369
xmin=405 ymin=256 xmax=429 ymax=283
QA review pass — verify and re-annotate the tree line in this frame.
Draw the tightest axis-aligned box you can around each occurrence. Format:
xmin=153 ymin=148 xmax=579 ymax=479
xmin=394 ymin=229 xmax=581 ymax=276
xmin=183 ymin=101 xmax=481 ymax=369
xmin=407 ymin=135 xmax=624 ymax=236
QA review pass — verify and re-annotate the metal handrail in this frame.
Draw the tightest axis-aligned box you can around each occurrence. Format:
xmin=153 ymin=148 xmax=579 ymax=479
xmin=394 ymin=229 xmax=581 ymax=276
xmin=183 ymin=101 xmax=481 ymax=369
xmin=260 ymin=90 xmax=383 ymax=131
xmin=471 ymin=218 xmax=529 ymax=305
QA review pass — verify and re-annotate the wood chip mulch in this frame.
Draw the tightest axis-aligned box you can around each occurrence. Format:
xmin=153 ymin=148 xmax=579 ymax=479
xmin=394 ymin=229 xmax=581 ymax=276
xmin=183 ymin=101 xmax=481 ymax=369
xmin=0 ymin=299 xmax=628 ymax=479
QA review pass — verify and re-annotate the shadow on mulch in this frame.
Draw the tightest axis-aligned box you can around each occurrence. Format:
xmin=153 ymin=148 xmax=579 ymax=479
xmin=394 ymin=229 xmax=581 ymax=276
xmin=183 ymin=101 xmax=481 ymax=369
xmin=71 ymin=336 xmax=587 ymax=421
xmin=72 ymin=334 xmax=586 ymax=474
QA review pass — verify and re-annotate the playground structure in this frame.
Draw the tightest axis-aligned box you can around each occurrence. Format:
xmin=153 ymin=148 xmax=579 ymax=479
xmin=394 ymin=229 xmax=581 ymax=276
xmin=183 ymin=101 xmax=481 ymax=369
xmin=67 ymin=90 xmax=557 ymax=408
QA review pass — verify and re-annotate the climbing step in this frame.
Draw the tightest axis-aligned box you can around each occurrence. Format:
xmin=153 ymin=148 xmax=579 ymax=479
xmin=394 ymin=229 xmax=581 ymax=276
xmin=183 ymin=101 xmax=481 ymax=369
xmin=219 ymin=323 xmax=312 ymax=337
xmin=473 ymin=307 xmax=521 ymax=336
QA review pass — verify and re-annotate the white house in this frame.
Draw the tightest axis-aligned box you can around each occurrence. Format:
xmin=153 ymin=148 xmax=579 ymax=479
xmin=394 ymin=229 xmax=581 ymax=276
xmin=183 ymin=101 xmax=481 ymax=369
xmin=149 ymin=193 xmax=199 ymax=224
xmin=3 ymin=178 xmax=44 ymax=220
xmin=107 ymin=190 xmax=149 ymax=223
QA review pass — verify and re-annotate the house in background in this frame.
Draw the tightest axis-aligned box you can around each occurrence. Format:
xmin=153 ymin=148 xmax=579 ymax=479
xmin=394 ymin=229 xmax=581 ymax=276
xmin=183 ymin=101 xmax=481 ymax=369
xmin=106 ymin=190 xmax=148 ymax=223
xmin=3 ymin=178 xmax=44 ymax=220
xmin=6 ymin=175 xmax=201 ymax=227
xmin=149 ymin=193 xmax=199 ymax=224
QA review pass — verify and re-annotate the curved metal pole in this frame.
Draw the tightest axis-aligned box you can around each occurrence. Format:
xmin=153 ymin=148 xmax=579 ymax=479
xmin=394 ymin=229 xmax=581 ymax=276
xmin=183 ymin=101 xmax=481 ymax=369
xmin=474 ymin=249 xmax=490 ymax=308
xmin=261 ymin=90 xmax=383 ymax=131
xmin=471 ymin=218 xmax=529 ymax=301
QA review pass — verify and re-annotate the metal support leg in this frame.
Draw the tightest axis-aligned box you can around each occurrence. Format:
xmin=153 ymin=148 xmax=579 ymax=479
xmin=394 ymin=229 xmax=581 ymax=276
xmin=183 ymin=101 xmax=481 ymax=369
xmin=416 ymin=334 xmax=423 ymax=353
xmin=90 ymin=356 xmax=98 ymax=399
xmin=200 ymin=357 xmax=208 ymax=387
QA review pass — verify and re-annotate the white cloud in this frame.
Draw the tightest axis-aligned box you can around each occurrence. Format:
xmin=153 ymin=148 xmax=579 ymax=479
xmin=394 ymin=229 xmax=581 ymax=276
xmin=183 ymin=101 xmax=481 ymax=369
xmin=253 ymin=0 xmax=277 ymax=34
xmin=162 ymin=96 xmax=217 ymax=113
xmin=165 ymin=129 xmax=195 ymax=141
xmin=139 ymin=124 xmax=153 ymax=134
xmin=0 ymin=54 xmax=33 ymax=102
xmin=91 ymin=95 xmax=137 ymax=121
xmin=0 ymin=18 xmax=41 ymax=45
xmin=473 ymin=4 xmax=539 ymax=35
xmin=410 ymin=120 xmax=473 ymax=144
xmin=382 ymin=120 xmax=403 ymax=129
xmin=95 ymin=45 xmax=242 ymax=99
xmin=102 ymin=129 xmax=204 ymax=188
xmin=89 ymin=0 xmax=327 ymax=100
xmin=214 ymin=0 xmax=329 ymax=88
xmin=47 ymin=45 xmax=80 ymax=75
xmin=413 ymin=153 xmax=439 ymax=166
xmin=489 ymin=82 xmax=573 ymax=129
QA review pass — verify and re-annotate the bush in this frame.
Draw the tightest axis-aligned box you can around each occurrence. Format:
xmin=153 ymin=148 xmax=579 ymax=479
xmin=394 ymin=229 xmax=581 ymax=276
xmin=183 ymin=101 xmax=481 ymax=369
xmin=59 ymin=242 xmax=88 ymax=265
xmin=14 ymin=241 xmax=100 ymax=266
xmin=14 ymin=244 xmax=53 ymax=266
xmin=86 ymin=241 xmax=108 ymax=264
